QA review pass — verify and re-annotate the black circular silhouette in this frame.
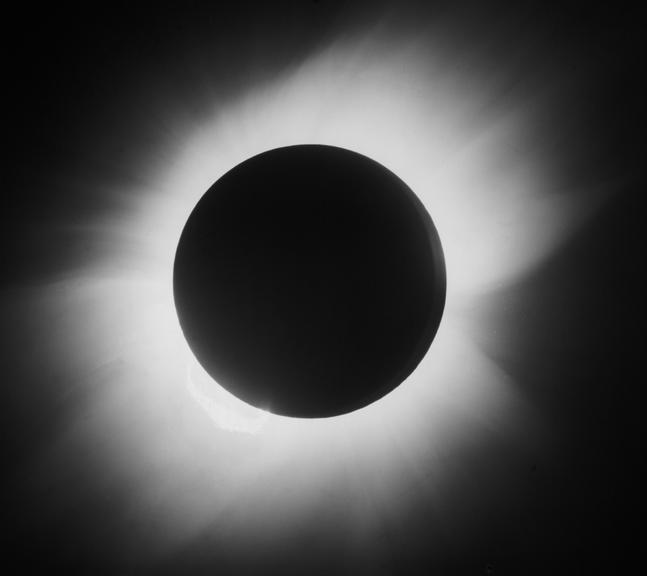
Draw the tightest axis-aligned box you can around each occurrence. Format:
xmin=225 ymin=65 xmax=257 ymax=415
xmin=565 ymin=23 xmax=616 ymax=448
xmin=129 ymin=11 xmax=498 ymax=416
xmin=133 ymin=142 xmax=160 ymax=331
xmin=174 ymin=145 xmax=445 ymax=418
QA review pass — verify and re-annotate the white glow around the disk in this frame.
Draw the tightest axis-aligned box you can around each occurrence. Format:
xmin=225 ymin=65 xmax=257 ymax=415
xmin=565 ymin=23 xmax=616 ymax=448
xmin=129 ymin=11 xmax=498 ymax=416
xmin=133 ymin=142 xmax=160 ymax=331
xmin=28 ymin=27 xmax=606 ymax=565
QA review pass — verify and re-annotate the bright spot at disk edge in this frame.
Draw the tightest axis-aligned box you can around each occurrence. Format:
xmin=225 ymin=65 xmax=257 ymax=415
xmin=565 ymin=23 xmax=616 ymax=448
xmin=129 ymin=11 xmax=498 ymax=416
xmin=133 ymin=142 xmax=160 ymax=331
xmin=186 ymin=360 xmax=270 ymax=434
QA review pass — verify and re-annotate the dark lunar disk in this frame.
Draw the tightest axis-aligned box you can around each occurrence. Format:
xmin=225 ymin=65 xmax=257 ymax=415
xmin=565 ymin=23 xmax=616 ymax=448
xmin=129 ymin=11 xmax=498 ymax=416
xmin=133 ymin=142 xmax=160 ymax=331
xmin=173 ymin=145 xmax=446 ymax=418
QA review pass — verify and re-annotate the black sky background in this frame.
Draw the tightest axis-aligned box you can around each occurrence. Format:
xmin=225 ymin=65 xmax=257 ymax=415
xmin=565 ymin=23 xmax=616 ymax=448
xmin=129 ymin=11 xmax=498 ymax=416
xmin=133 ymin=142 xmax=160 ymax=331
xmin=2 ymin=1 xmax=644 ymax=574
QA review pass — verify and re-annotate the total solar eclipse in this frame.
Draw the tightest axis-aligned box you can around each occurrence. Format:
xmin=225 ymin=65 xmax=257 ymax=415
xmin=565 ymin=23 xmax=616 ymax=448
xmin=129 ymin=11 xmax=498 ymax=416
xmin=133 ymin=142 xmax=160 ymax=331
xmin=173 ymin=144 xmax=446 ymax=418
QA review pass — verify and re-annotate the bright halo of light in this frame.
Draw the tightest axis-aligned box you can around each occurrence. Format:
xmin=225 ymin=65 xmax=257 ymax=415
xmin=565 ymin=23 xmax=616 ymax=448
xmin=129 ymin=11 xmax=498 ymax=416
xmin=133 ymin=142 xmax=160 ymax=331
xmin=30 ymin=26 xmax=608 ymax=563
